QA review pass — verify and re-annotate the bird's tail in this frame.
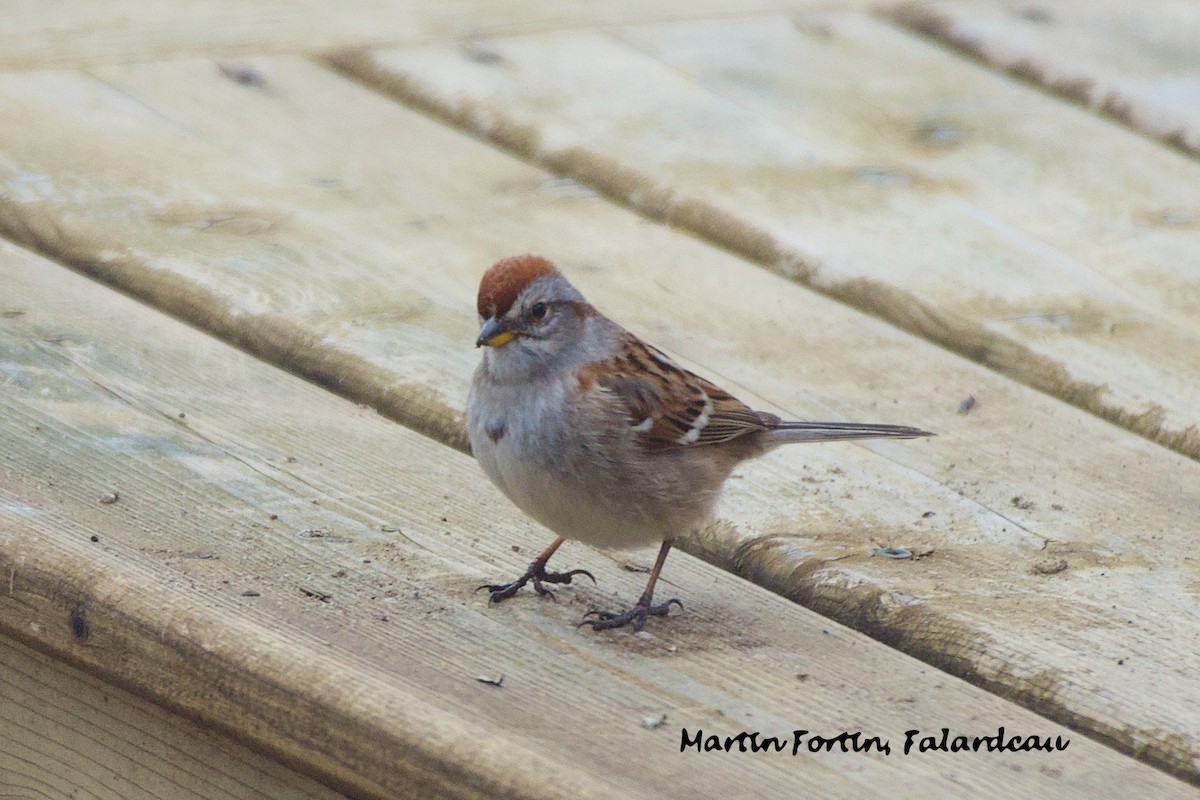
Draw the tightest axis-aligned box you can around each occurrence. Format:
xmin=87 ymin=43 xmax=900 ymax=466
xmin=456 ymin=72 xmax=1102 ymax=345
xmin=764 ymin=420 xmax=934 ymax=445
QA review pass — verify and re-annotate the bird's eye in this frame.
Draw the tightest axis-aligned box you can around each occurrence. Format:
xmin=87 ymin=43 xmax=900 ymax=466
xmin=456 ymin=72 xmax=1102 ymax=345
xmin=529 ymin=302 xmax=548 ymax=321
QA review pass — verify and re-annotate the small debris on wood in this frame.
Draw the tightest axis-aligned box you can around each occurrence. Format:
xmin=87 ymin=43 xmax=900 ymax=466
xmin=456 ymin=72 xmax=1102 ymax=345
xmin=623 ymin=563 xmax=651 ymax=573
xmin=89 ymin=535 xmax=99 ymax=543
xmin=241 ymin=590 xmax=261 ymax=597
xmin=331 ymin=569 xmax=347 ymax=578
xmin=914 ymin=120 xmax=969 ymax=149
xmin=460 ymin=40 xmax=506 ymax=65
xmin=875 ymin=546 xmax=913 ymax=560
xmin=476 ymin=674 xmax=505 ymax=688
xmin=299 ymin=586 xmax=332 ymax=602
xmin=69 ymin=606 xmax=88 ymax=641
xmin=641 ymin=713 xmax=668 ymax=729
xmin=956 ymin=395 xmax=977 ymax=415
xmin=922 ymin=511 xmax=936 ymax=518
xmin=380 ymin=524 xmax=401 ymax=533
xmin=1031 ymin=557 xmax=1068 ymax=576
xmin=300 ymin=528 xmax=352 ymax=542
xmin=1051 ymin=503 xmax=1065 ymax=511
xmin=511 ymin=544 xmax=521 ymax=553
xmin=1152 ymin=209 xmax=1195 ymax=227
xmin=854 ymin=166 xmax=914 ymax=185
xmin=1016 ymin=6 xmax=1054 ymax=24
xmin=219 ymin=63 xmax=265 ymax=88
xmin=1011 ymin=495 xmax=1036 ymax=510
xmin=540 ymin=177 xmax=598 ymax=199
xmin=98 ymin=491 xmax=120 ymax=505
xmin=795 ymin=673 xmax=809 ymax=683
xmin=268 ymin=513 xmax=279 ymax=520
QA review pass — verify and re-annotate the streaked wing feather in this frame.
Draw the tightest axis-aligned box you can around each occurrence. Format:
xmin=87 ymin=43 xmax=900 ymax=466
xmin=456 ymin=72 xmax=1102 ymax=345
xmin=588 ymin=335 xmax=767 ymax=448
xmin=583 ymin=333 xmax=933 ymax=449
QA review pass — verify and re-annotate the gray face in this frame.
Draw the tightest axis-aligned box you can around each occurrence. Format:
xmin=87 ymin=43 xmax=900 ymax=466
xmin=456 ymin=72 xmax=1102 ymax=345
xmin=478 ymin=274 xmax=592 ymax=384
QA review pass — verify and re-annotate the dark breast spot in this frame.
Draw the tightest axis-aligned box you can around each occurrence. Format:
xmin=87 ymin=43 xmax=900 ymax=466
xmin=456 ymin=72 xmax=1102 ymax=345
xmin=485 ymin=420 xmax=506 ymax=444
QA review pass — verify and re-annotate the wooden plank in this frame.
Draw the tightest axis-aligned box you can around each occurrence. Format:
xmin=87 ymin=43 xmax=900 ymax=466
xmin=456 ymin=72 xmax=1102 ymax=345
xmin=0 ymin=633 xmax=349 ymax=800
xmin=894 ymin=0 xmax=1200 ymax=158
xmin=4 ymin=243 xmax=1180 ymax=799
xmin=338 ymin=12 xmax=1200 ymax=462
xmin=0 ymin=58 xmax=1199 ymax=785
xmin=0 ymin=0 xmax=870 ymax=69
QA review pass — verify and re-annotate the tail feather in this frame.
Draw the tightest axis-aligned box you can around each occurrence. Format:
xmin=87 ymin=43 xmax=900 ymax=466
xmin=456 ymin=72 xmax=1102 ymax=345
xmin=765 ymin=420 xmax=934 ymax=444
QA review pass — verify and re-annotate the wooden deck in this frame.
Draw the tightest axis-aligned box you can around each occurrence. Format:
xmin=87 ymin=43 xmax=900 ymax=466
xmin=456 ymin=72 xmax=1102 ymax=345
xmin=1 ymin=3 xmax=1198 ymax=798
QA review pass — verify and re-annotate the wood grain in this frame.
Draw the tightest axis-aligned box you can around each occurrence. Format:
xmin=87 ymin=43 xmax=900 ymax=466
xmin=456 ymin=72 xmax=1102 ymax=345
xmin=340 ymin=12 xmax=1200 ymax=462
xmin=6 ymin=242 xmax=1185 ymax=798
xmin=0 ymin=58 xmax=1199 ymax=784
xmin=0 ymin=0 xmax=871 ymax=69
xmin=0 ymin=633 xmax=349 ymax=800
xmin=895 ymin=0 xmax=1200 ymax=158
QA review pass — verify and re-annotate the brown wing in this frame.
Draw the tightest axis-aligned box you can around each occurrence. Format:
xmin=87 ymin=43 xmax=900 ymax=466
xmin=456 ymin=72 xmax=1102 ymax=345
xmin=585 ymin=334 xmax=772 ymax=448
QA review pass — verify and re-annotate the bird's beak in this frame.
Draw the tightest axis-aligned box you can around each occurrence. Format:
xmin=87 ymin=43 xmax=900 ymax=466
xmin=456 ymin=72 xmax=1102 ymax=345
xmin=476 ymin=317 xmax=517 ymax=348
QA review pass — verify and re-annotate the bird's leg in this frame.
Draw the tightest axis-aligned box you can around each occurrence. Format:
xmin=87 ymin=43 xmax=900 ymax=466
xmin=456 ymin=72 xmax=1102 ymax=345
xmin=478 ymin=536 xmax=596 ymax=603
xmin=580 ymin=539 xmax=682 ymax=632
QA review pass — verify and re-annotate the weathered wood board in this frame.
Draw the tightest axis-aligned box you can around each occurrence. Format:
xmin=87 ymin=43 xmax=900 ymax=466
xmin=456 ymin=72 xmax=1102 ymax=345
xmin=1 ymin=58 xmax=1199 ymax=784
xmin=0 ymin=0 xmax=872 ymax=69
xmin=895 ymin=0 xmax=1200 ymax=157
xmin=338 ymin=12 xmax=1200 ymax=461
xmin=7 ymin=242 xmax=1185 ymax=798
xmin=0 ymin=633 xmax=349 ymax=800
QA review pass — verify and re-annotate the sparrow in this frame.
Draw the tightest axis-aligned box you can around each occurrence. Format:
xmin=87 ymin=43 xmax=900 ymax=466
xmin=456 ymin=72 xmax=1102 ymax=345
xmin=467 ymin=255 xmax=932 ymax=631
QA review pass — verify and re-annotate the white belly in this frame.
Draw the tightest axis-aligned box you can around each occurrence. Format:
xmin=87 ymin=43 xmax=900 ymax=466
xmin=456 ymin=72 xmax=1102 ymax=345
xmin=468 ymin=380 xmax=673 ymax=550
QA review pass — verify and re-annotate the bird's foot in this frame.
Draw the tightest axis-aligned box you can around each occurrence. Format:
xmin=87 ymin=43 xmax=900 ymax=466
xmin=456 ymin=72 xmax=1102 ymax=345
xmin=478 ymin=560 xmax=596 ymax=603
xmin=579 ymin=598 xmax=683 ymax=632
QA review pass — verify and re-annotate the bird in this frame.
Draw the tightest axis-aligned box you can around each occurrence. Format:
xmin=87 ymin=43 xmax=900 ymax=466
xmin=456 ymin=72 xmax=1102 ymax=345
xmin=467 ymin=255 xmax=932 ymax=631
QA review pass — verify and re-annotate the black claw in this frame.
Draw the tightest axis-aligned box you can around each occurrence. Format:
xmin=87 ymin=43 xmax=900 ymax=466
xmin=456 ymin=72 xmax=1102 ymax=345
xmin=657 ymin=599 xmax=684 ymax=615
xmin=578 ymin=597 xmax=683 ymax=632
xmin=481 ymin=562 xmax=595 ymax=606
xmin=476 ymin=575 xmax=530 ymax=604
xmin=550 ymin=568 xmax=596 ymax=586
